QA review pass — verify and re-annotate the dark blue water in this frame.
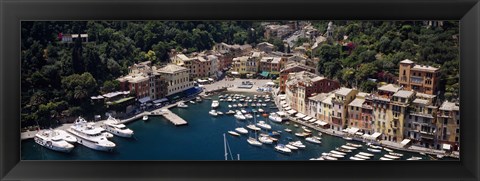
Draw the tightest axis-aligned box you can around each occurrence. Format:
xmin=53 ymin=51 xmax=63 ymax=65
xmin=22 ymin=93 xmax=435 ymax=161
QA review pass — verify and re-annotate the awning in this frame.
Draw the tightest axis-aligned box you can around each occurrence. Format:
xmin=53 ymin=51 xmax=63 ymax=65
xmin=355 ymin=132 xmax=364 ymax=136
xmin=280 ymin=101 xmax=286 ymax=105
xmin=138 ymin=97 xmax=151 ymax=104
xmin=282 ymin=104 xmax=289 ymax=108
xmin=295 ymin=113 xmax=306 ymax=118
xmin=208 ymin=78 xmax=214 ymax=81
xmin=279 ymin=95 xmax=286 ymax=100
xmin=286 ymin=110 xmax=297 ymax=115
xmin=184 ymin=87 xmax=201 ymax=96
xmin=308 ymin=118 xmax=317 ymax=123
xmin=401 ymin=139 xmax=412 ymax=145
xmin=315 ymin=120 xmax=328 ymax=126
xmin=348 ymin=127 xmax=360 ymax=134
xmin=442 ymin=143 xmax=451 ymax=150
xmin=371 ymin=132 xmax=382 ymax=140
xmin=153 ymin=98 xmax=169 ymax=104
xmin=276 ymin=111 xmax=286 ymax=116
xmin=266 ymin=82 xmax=275 ymax=86
xmin=231 ymin=71 xmax=239 ymax=75
xmin=197 ymin=79 xmax=208 ymax=83
xmin=260 ymin=71 xmax=270 ymax=77
xmin=303 ymin=116 xmax=312 ymax=121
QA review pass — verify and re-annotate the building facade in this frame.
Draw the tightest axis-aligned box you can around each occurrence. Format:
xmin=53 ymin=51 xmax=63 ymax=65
xmin=117 ymin=61 xmax=168 ymax=100
xmin=398 ymin=59 xmax=440 ymax=95
xmin=279 ymin=62 xmax=315 ymax=93
xmin=158 ymin=64 xmax=194 ymax=96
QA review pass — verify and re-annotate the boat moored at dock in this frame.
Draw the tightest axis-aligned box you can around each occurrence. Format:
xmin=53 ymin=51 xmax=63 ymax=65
xmin=34 ymin=129 xmax=75 ymax=153
xmin=67 ymin=117 xmax=116 ymax=152
xmin=101 ymin=116 xmax=134 ymax=138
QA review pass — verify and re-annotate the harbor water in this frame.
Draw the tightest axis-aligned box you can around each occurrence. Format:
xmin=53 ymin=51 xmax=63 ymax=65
xmin=22 ymin=93 xmax=435 ymax=161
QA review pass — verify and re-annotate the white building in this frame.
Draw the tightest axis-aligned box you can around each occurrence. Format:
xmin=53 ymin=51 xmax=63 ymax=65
xmin=158 ymin=64 xmax=194 ymax=96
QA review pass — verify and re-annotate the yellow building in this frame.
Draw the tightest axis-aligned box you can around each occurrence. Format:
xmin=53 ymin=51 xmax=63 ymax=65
xmin=390 ymin=90 xmax=415 ymax=142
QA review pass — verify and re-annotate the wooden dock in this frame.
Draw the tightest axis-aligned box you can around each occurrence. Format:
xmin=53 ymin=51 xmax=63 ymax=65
xmin=159 ymin=109 xmax=188 ymax=126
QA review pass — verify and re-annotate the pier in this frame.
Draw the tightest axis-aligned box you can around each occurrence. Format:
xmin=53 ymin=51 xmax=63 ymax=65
xmin=158 ymin=109 xmax=188 ymax=126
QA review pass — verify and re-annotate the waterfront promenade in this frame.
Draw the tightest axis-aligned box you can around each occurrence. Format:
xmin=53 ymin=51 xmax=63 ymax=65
xmin=271 ymin=91 xmax=459 ymax=159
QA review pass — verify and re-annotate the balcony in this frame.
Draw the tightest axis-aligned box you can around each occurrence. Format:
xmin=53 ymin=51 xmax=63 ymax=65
xmin=410 ymin=76 xmax=424 ymax=85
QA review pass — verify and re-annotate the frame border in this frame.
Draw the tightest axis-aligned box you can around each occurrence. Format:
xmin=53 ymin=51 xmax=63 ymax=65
xmin=1 ymin=0 xmax=479 ymax=180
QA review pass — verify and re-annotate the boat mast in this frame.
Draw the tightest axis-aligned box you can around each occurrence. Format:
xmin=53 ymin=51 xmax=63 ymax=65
xmin=224 ymin=133 xmax=228 ymax=160
xmin=237 ymin=154 xmax=240 ymax=160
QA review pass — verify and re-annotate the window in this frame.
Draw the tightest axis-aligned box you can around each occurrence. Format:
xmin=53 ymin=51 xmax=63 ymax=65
xmin=456 ymin=129 xmax=459 ymax=133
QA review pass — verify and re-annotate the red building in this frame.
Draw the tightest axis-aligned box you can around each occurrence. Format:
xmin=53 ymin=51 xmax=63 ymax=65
xmin=279 ymin=62 xmax=315 ymax=93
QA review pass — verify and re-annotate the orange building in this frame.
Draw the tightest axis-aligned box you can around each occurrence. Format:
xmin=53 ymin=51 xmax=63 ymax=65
xmin=398 ymin=59 xmax=440 ymax=95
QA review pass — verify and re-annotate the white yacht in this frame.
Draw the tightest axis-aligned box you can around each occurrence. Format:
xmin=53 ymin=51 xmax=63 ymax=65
xmin=55 ymin=129 xmax=77 ymax=143
xmin=367 ymin=148 xmax=382 ymax=153
xmin=354 ymin=154 xmax=370 ymax=160
xmin=268 ymin=113 xmax=283 ymax=123
xmin=341 ymin=145 xmax=357 ymax=150
xmin=244 ymin=114 xmax=253 ymax=119
xmin=101 ymin=116 xmax=134 ymax=138
xmin=234 ymin=113 xmax=246 ymax=120
xmin=258 ymin=136 xmax=273 ymax=144
xmin=209 ymin=110 xmax=218 ymax=116
xmin=383 ymin=154 xmax=400 ymax=159
xmin=246 ymin=124 xmax=261 ymax=131
xmin=211 ymin=100 xmax=220 ymax=108
xmin=330 ymin=150 xmax=346 ymax=155
xmin=177 ymin=102 xmax=188 ymax=108
xmin=407 ymin=156 xmax=423 ymax=160
xmin=346 ymin=143 xmax=362 ymax=148
xmin=34 ymin=129 xmax=75 ymax=153
xmin=350 ymin=156 xmax=365 ymax=160
xmin=228 ymin=131 xmax=240 ymax=136
xmin=143 ymin=115 xmax=148 ymax=121
xmin=235 ymin=127 xmax=248 ymax=134
xmin=305 ymin=137 xmax=321 ymax=144
xmin=358 ymin=152 xmax=374 ymax=157
xmin=67 ymin=117 xmax=116 ymax=152
xmin=247 ymin=137 xmax=262 ymax=146
xmin=289 ymin=141 xmax=306 ymax=149
xmin=226 ymin=110 xmax=235 ymax=115
xmin=256 ymin=121 xmax=272 ymax=130
xmin=274 ymin=144 xmax=292 ymax=153
xmin=285 ymin=144 xmax=298 ymax=150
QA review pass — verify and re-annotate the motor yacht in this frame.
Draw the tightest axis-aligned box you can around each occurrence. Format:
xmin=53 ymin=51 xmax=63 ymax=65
xmin=34 ymin=129 xmax=75 ymax=153
xmin=100 ymin=116 xmax=134 ymax=138
xmin=67 ymin=117 xmax=116 ymax=152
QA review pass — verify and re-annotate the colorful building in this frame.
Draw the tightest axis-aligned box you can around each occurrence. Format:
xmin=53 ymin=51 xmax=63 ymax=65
xmin=279 ymin=62 xmax=315 ymax=93
xmin=398 ymin=59 xmax=440 ymax=95
xmin=436 ymin=101 xmax=460 ymax=151
xmin=330 ymin=88 xmax=358 ymax=131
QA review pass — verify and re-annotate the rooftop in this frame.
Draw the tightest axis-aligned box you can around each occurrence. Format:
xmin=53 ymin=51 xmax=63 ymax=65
xmin=413 ymin=98 xmax=430 ymax=105
xmin=158 ymin=64 xmax=188 ymax=74
xmin=378 ymin=84 xmax=401 ymax=93
xmin=393 ymin=90 xmax=415 ymax=98
xmin=308 ymin=93 xmax=330 ymax=102
xmin=321 ymin=93 xmax=336 ymax=105
xmin=257 ymin=42 xmax=274 ymax=47
xmin=400 ymin=59 xmax=415 ymax=64
xmin=415 ymin=92 xmax=436 ymax=99
xmin=335 ymin=87 xmax=354 ymax=96
xmin=440 ymin=101 xmax=460 ymax=111
xmin=349 ymin=98 xmax=365 ymax=107
xmin=286 ymin=71 xmax=325 ymax=87
xmin=412 ymin=64 xmax=439 ymax=72
xmin=281 ymin=62 xmax=313 ymax=73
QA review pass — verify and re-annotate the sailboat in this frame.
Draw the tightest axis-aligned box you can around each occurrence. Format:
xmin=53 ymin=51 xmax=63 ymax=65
xmin=224 ymin=133 xmax=240 ymax=160
xmin=247 ymin=111 xmax=262 ymax=146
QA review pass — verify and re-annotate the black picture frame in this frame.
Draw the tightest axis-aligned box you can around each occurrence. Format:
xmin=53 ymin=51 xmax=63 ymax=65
xmin=1 ymin=0 xmax=479 ymax=180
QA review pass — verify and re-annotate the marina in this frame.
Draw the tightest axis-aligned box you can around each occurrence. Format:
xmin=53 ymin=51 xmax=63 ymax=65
xmin=21 ymin=92 xmax=442 ymax=161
